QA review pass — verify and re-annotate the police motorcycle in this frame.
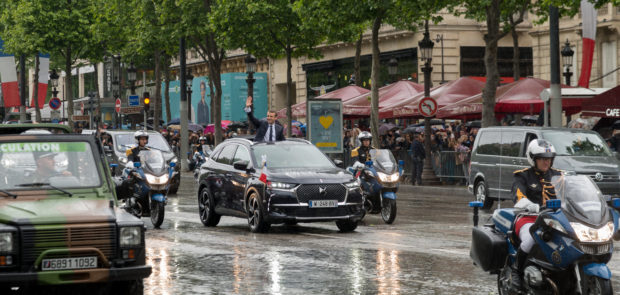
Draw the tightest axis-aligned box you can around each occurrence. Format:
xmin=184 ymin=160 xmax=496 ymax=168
xmin=116 ymin=149 xmax=175 ymax=228
xmin=191 ymin=143 xmax=212 ymax=181
xmin=348 ymin=149 xmax=404 ymax=224
xmin=469 ymin=174 xmax=620 ymax=295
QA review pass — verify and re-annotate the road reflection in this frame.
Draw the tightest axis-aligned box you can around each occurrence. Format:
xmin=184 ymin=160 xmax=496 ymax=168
xmin=145 ymin=247 xmax=174 ymax=295
xmin=376 ymin=249 xmax=401 ymax=295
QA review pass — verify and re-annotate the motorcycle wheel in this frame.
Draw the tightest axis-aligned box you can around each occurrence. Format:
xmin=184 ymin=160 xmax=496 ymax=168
xmin=381 ymin=198 xmax=397 ymax=224
xmin=583 ymin=276 xmax=613 ymax=295
xmin=198 ymin=187 xmax=221 ymax=226
xmin=150 ymin=201 xmax=165 ymax=228
xmin=497 ymin=267 xmax=512 ymax=295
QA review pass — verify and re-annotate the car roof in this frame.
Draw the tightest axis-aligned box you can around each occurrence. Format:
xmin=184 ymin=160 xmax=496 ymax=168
xmin=0 ymin=123 xmax=72 ymax=134
xmin=224 ymin=138 xmax=312 ymax=147
xmin=480 ymin=126 xmax=599 ymax=134
xmin=103 ymin=130 xmax=164 ymax=135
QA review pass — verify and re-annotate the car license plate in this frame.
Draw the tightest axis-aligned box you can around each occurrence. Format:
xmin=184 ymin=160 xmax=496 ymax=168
xmin=309 ymin=200 xmax=338 ymax=208
xmin=41 ymin=256 xmax=97 ymax=271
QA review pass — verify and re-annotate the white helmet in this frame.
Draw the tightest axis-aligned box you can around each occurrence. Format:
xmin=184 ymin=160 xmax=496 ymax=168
xmin=357 ymin=131 xmax=372 ymax=143
xmin=133 ymin=130 xmax=149 ymax=144
xmin=526 ymin=139 xmax=556 ymax=167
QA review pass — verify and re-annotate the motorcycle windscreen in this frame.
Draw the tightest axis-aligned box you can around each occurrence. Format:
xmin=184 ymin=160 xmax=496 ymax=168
xmin=369 ymin=149 xmax=397 ymax=174
xmin=139 ymin=150 xmax=167 ymax=174
xmin=551 ymin=175 xmax=609 ymax=226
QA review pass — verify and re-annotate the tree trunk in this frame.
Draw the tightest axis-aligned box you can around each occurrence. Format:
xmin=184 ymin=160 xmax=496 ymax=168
xmin=286 ymin=45 xmax=293 ymax=137
xmin=511 ymin=24 xmax=520 ymax=82
xmin=34 ymin=55 xmax=41 ymax=122
xmin=154 ymin=50 xmax=161 ymax=131
xmin=66 ymin=46 xmax=74 ymax=128
xmin=370 ymin=16 xmax=382 ymax=145
xmin=93 ymin=63 xmax=101 ymax=128
xmin=354 ymin=32 xmax=362 ymax=87
xmin=481 ymin=0 xmax=501 ymax=128
xmin=164 ymin=56 xmax=171 ymax=123
xmin=210 ymin=61 xmax=223 ymax=145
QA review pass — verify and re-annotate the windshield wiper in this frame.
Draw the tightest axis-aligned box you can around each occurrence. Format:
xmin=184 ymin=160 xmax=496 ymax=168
xmin=16 ymin=183 xmax=73 ymax=197
xmin=0 ymin=190 xmax=17 ymax=199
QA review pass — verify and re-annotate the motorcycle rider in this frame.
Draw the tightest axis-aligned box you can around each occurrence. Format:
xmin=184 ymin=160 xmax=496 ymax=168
xmin=510 ymin=139 xmax=562 ymax=289
xmin=192 ymin=136 xmax=209 ymax=168
xmin=351 ymin=131 xmax=375 ymax=163
xmin=126 ymin=130 xmax=150 ymax=163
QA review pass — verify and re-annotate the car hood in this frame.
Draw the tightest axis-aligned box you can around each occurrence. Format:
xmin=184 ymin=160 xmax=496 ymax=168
xmin=260 ymin=167 xmax=354 ymax=184
xmin=554 ymin=156 xmax=620 ymax=173
xmin=0 ymin=197 xmax=115 ymax=225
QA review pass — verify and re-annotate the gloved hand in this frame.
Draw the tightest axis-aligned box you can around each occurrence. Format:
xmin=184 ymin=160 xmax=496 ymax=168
xmin=526 ymin=203 xmax=540 ymax=213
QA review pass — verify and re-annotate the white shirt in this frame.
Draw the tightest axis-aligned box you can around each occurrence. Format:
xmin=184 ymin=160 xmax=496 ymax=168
xmin=264 ymin=124 xmax=275 ymax=142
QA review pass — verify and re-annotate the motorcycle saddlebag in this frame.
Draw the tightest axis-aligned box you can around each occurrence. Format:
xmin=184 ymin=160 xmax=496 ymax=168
xmin=470 ymin=225 xmax=508 ymax=272
xmin=114 ymin=178 xmax=133 ymax=200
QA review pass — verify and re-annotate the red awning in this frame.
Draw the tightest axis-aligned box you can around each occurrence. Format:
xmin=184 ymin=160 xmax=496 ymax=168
xmin=342 ymin=80 xmax=424 ymax=116
xmin=436 ymin=78 xmax=580 ymax=119
xmin=580 ymin=85 xmax=620 ymax=118
xmin=276 ymin=85 xmax=369 ymax=118
xmin=379 ymin=77 xmax=485 ymax=118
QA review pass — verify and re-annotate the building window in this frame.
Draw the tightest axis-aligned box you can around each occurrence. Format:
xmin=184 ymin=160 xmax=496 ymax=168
xmin=602 ymin=41 xmax=617 ymax=88
xmin=460 ymin=46 xmax=533 ymax=81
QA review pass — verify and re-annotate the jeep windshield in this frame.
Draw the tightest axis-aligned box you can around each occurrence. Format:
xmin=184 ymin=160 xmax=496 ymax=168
xmin=252 ymin=144 xmax=335 ymax=169
xmin=542 ymin=131 xmax=611 ymax=157
xmin=0 ymin=141 xmax=101 ymax=189
xmin=115 ymin=133 xmax=171 ymax=153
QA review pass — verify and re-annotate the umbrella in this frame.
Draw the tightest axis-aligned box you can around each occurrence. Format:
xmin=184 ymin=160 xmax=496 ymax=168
xmin=411 ymin=119 xmax=444 ymax=127
xmin=227 ymin=121 xmax=248 ymax=130
xmin=402 ymin=126 xmax=421 ymax=134
xmin=465 ymin=120 xmax=481 ymax=128
xmin=167 ymin=123 xmax=203 ymax=132
xmin=378 ymin=123 xmax=397 ymax=135
xmin=166 ymin=118 xmax=194 ymax=126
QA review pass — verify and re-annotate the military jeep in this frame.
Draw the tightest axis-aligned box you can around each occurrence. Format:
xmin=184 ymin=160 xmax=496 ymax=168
xmin=0 ymin=134 xmax=151 ymax=294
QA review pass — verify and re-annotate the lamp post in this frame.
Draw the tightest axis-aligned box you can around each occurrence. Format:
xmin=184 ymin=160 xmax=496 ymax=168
xmin=186 ymin=70 xmax=194 ymax=120
xmin=245 ymin=54 xmax=257 ymax=130
xmin=127 ymin=63 xmax=137 ymax=95
xmin=50 ymin=70 xmax=60 ymax=121
xmin=388 ymin=58 xmax=398 ymax=83
xmin=435 ymin=34 xmax=446 ymax=84
xmin=418 ymin=20 xmax=441 ymax=185
xmin=561 ymin=39 xmax=574 ymax=86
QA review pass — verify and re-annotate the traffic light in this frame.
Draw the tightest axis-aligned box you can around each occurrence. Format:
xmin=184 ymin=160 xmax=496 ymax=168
xmin=142 ymin=92 xmax=150 ymax=112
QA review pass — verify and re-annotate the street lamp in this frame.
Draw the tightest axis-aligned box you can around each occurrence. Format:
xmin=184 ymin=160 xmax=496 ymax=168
xmin=186 ymin=69 xmax=194 ymax=120
xmin=127 ymin=63 xmax=137 ymax=94
xmin=435 ymin=34 xmax=446 ymax=84
xmin=388 ymin=58 xmax=398 ymax=83
xmin=245 ymin=54 xmax=257 ymax=130
xmin=49 ymin=69 xmax=59 ymax=98
xmin=561 ymin=39 xmax=574 ymax=86
xmin=418 ymin=20 xmax=440 ymax=185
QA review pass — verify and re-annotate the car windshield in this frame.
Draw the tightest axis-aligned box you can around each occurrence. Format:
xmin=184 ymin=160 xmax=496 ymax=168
xmin=252 ymin=144 xmax=335 ymax=169
xmin=115 ymin=133 xmax=171 ymax=152
xmin=0 ymin=141 xmax=101 ymax=189
xmin=542 ymin=131 xmax=611 ymax=157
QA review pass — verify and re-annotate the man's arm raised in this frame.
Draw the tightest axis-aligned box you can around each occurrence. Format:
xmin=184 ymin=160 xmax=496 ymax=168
xmin=245 ymin=96 xmax=261 ymax=126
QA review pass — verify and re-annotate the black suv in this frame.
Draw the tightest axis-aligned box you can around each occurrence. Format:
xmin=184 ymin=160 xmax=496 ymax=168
xmin=196 ymin=138 xmax=364 ymax=232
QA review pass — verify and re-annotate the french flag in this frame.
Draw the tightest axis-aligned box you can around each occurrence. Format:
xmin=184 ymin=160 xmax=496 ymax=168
xmin=31 ymin=54 xmax=50 ymax=109
xmin=0 ymin=38 xmax=20 ymax=107
xmin=578 ymin=0 xmax=597 ymax=88
xmin=259 ymin=155 xmax=269 ymax=183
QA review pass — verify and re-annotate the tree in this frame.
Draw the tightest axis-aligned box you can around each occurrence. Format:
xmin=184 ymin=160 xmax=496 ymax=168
xmin=212 ymin=0 xmax=325 ymax=137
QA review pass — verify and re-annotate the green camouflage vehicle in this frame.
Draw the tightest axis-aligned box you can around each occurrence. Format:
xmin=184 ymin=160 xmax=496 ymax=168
xmin=0 ymin=134 xmax=151 ymax=294
xmin=0 ymin=123 xmax=72 ymax=135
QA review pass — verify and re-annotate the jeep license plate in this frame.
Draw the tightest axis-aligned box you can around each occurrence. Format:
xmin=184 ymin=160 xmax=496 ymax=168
xmin=309 ymin=200 xmax=338 ymax=208
xmin=42 ymin=256 xmax=97 ymax=271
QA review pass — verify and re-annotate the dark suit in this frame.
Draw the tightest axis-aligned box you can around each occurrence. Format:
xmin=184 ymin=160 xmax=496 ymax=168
xmin=246 ymin=109 xmax=285 ymax=142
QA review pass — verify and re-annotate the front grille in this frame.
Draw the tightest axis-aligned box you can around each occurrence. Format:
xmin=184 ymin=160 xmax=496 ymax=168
xmin=296 ymin=184 xmax=347 ymax=203
xmin=580 ymin=173 xmax=619 ymax=183
xmin=21 ymin=223 xmax=117 ymax=267
xmin=578 ymin=242 xmax=612 ymax=255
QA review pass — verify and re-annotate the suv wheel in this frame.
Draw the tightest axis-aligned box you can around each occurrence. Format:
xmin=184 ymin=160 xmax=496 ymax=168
xmin=475 ymin=180 xmax=494 ymax=209
xmin=336 ymin=220 xmax=358 ymax=232
xmin=198 ymin=187 xmax=221 ymax=226
xmin=247 ymin=192 xmax=271 ymax=233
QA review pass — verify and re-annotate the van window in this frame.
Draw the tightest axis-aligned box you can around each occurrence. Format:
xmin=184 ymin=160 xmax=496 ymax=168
xmin=501 ymin=131 xmax=524 ymax=157
xmin=476 ymin=131 xmax=501 ymax=155
xmin=542 ymin=131 xmax=611 ymax=157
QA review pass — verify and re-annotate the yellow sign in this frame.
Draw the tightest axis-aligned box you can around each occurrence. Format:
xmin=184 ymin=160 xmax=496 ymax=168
xmin=319 ymin=115 xmax=333 ymax=129
xmin=316 ymin=142 xmax=337 ymax=147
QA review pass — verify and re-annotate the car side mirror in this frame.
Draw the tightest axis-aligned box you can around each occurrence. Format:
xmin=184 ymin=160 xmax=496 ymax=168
xmin=333 ymin=159 xmax=344 ymax=168
xmin=233 ymin=160 xmax=249 ymax=171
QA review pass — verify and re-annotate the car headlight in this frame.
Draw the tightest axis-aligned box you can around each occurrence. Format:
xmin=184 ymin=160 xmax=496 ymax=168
xmin=0 ymin=232 xmax=14 ymax=252
xmin=377 ymin=172 xmax=399 ymax=183
xmin=571 ymin=221 xmax=614 ymax=242
xmin=119 ymin=226 xmax=142 ymax=247
xmin=145 ymin=173 xmax=169 ymax=185
xmin=267 ymin=181 xmax=296 ymax=190
xmin=345 ymin=179 xmax=361 ymax=189
xmin=119 ymin=157 xmax=128 ymax=164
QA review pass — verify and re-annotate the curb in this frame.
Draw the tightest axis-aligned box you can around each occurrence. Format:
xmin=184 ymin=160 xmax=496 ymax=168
xmin=399 ymin=184 xmax=471 ymax=197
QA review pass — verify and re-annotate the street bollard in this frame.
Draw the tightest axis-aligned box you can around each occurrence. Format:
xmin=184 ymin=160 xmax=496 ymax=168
xmin=469 ymin=201 xmax=483 ymax=227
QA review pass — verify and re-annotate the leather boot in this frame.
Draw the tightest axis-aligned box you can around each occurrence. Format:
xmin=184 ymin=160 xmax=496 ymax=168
xmin=511 ymin=248 xmax=527 ymax=290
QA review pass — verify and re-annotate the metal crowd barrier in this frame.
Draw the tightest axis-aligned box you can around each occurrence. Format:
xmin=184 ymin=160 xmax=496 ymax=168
xmin=430 ymin=150 xmax=470 ymax=183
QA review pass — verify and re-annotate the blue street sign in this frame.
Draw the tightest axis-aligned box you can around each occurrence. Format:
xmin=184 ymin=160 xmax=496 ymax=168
xmin=128 ymin=95 xmax=139 ymax=106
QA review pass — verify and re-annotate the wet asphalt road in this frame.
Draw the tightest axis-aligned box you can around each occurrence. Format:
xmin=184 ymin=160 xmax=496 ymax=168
xmin=142 ymin=172 xmax=620 ymax=294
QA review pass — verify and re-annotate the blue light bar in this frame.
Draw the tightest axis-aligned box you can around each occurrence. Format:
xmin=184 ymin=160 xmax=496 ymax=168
xmin=612 ymin=198 xmax=620 ymax=209
xmin=365 ymin=161 xmax=373 ymax=167
xmin=469 ymin=201 xmax=483 ymax=208
xmin=546 ymin=199 xmax=561 ymax=209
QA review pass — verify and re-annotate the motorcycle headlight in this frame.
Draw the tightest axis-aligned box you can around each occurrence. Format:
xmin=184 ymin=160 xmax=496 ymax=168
xmin=0 ymin=232 xmax=14 ymax=252
xmin=571 ymin=221 xmax=614 ymax=242
xmin=267 ymin=181 xmax=296 ymax=190
xmin=119 ymin=157 xmax=128 ymax=164
xmin=377 ymin=172 xmax=399 ymax=183
xmin=119 ymin=226 xmax=142 ymax=247
xmin=145 ymin=173 xmax=169 ymax=185
xmin=544 ymin=218 xmax=567 ymax=234
xmin=345 ymin=178 xmax=361 ymax=189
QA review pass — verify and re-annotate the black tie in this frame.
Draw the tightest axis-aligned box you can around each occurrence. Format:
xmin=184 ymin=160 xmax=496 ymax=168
xmin=269 ymin=125 xmax=274 ymax=142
